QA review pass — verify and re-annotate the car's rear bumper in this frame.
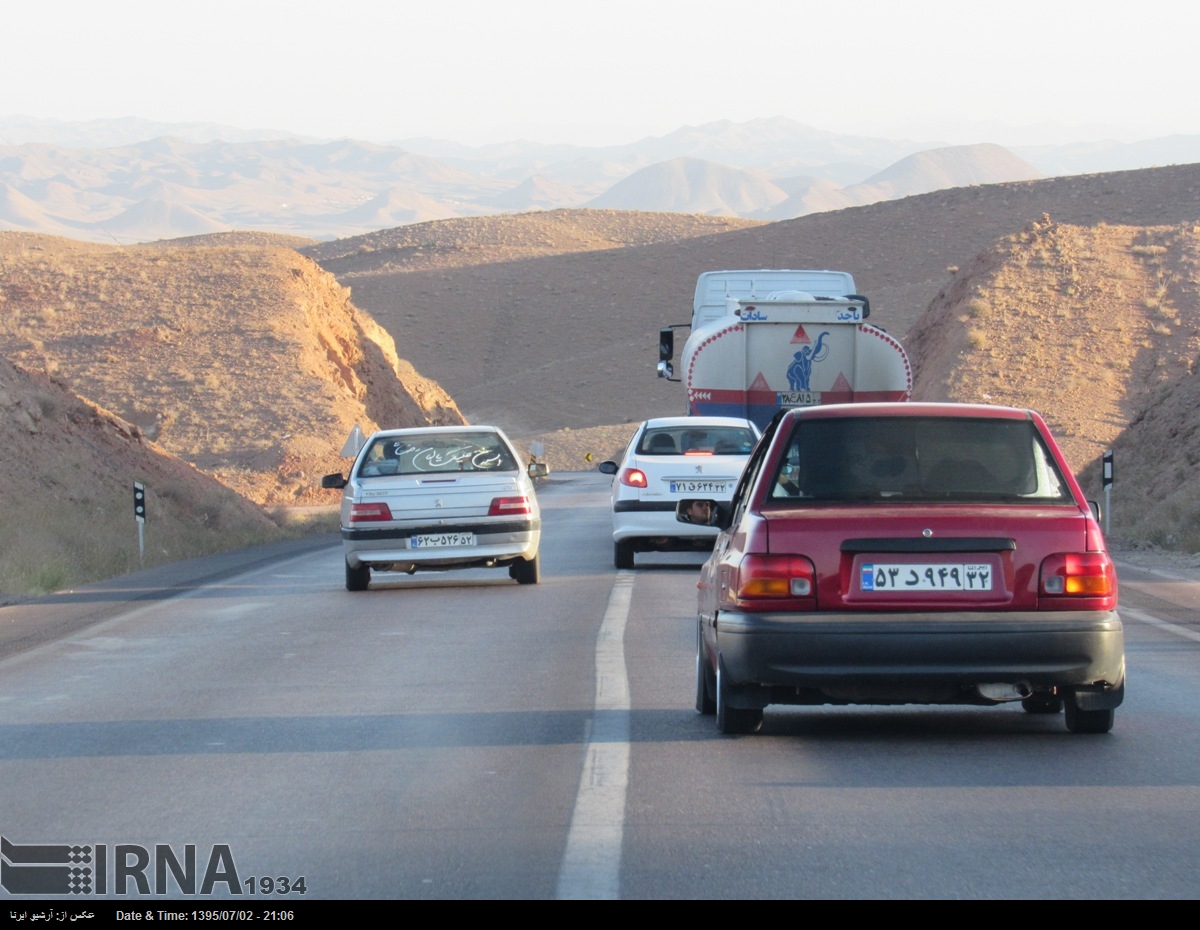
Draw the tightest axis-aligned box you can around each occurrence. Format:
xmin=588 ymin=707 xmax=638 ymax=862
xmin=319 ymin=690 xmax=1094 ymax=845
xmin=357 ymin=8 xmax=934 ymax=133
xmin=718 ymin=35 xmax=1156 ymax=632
xmin=612 ymin=499 xmax=720 ymax=542
xmin=342 ymin=519 xmax=540 ymax=568
xmin=714 ymin=609 xmax=1125 ymax=706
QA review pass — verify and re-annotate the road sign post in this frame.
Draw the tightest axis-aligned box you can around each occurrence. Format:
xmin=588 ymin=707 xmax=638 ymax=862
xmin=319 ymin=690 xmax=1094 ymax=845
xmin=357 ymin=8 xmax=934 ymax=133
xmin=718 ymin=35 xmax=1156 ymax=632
xmin=134 ymin=481 xmax=146 ymax=565
xmin=1101 ymin=451 xmax=1113 ymax=535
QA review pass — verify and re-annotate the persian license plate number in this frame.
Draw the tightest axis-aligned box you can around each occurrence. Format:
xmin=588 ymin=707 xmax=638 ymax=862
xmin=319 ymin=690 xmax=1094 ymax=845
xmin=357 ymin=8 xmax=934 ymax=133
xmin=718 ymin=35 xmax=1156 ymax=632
xmin=778 ymin=391 xmax=821 ymax=406
xmin=669 ymin=480 xmax=730 ymax=493
xmin=410 ymin=532 xmax=476 ymax=548
xmin=861 ymin=562 xmax=992 ymax=591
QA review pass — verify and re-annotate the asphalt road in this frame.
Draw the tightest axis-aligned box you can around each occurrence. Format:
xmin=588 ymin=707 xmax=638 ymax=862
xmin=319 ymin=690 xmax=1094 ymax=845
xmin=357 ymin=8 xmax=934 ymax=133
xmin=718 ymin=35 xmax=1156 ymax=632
xmin=2 ymin=473 xmax=1198 ymax=900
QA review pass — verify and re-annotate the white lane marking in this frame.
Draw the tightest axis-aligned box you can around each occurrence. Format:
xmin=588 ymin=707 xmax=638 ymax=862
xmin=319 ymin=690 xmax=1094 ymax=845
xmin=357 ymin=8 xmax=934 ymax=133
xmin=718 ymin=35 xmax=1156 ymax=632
xmin=1122 ymin=606 xmax=1200 ymax=644
xmin=556 ymin=572 xmax=634 ymax=900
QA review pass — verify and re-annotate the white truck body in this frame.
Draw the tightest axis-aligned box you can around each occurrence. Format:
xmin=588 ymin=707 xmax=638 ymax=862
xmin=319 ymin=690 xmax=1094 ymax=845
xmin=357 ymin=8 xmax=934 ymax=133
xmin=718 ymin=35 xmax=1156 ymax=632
xmin=663 ymin=269 xmax=912 ymax=430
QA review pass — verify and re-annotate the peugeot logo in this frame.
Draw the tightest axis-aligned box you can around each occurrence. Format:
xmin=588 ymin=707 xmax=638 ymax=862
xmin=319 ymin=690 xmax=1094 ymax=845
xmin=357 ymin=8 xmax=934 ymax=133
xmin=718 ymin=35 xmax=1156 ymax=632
xmin=922 ymin=528 xmax=933 ymax=537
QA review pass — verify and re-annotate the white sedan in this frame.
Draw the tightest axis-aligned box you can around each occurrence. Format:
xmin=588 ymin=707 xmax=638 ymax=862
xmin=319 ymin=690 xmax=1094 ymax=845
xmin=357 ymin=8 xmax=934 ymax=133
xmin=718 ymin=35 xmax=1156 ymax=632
xmin=598 ymin=416 xmax=760 ymax=569
xmin=322 ymin=426 xmax=541 ymax=589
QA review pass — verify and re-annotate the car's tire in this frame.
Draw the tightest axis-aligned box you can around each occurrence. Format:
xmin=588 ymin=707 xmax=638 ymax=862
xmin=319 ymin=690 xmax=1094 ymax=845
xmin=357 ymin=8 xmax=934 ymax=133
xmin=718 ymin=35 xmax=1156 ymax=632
xmin=1021 ymin=693 xmax=1064 ymax=714
xmin=614 ymin=540 xmax=635 ymax=570
xmin=345 ymin=559 xmax=370 ymax=592
xmin=1064 ymin=697 xmax=1115 ymax=734
xmin=695 ymin=624 xmax=715 ymax=715
xmin=509 ymin=553 xmax=541 ymax=585
xmin=715 ymin=657 xmax=762 ymax=735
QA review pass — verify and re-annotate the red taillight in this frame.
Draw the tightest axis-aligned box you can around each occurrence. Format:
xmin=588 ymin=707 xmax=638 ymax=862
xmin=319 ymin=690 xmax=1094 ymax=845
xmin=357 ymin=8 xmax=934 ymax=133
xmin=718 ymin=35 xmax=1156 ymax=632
xmin=349 ymin=502 xmax=393 ymax=523
xmin=489 ymin=496 xmax=532 ymax=516
xmin=733 ymin=554 xmax=816 ymax=601
xmin=1040 ymin=552 xmax=1116 ymax=597
xmin=619 ymin=468 xmax=648 ymax=489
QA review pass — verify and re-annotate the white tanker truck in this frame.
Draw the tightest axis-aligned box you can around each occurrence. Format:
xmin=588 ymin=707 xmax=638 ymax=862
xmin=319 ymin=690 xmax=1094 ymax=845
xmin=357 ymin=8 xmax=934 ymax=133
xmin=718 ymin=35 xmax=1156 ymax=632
xmin=658 ymin=269 xmax=912 ymax=430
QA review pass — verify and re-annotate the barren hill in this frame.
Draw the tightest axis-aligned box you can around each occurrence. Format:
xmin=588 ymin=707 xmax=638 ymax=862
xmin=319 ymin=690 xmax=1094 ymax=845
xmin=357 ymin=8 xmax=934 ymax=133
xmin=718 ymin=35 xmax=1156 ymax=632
xmin=849 ymin=143 xmax=1042 ymax=201
xmin=0 ymin=233 xmax=463 ymax=506
xmin=308 ymin=164 xmax=1200 ymax=443
xmin=0 ymin=354 xmax=283 ymax=596
xmin=586 ymin=157 xmax=789 ymax=216
xmin=907 ymin=216 xmax=1200 ymax=545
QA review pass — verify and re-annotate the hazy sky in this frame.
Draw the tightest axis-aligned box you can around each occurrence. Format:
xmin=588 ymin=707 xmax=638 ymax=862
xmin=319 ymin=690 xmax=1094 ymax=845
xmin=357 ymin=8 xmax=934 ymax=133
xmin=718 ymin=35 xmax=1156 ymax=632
xmin=4 ymin=0 xmax=1194 ymax=147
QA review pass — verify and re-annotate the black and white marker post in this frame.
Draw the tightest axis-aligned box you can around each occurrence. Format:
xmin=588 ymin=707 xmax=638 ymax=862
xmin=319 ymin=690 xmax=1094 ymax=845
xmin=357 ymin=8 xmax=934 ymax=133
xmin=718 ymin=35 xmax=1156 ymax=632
xmin=133 ymin=481 xmax=146 ymax=566
xmin=1102 ymin=450 xmax=1114 ymax=536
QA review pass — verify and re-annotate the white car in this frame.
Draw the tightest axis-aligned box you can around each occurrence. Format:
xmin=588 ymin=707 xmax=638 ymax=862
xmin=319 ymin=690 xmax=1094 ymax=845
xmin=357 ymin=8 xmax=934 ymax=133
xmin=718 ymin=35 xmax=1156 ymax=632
xmin=598 ymin=416 xmax=760 ymax=569
xmin=322 ymin=426 xmax=541 ymax=590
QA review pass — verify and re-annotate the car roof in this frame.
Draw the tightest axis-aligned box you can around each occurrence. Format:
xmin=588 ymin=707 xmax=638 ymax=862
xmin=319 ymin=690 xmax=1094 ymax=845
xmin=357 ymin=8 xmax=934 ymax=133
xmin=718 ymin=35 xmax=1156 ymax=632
xmin=782 ymin=402 xmax=1035 ymax=423
xmin=639 ymin=416 xmax=758 ymax=430
xmin=368 ymin=425 xmax=506 ymax=439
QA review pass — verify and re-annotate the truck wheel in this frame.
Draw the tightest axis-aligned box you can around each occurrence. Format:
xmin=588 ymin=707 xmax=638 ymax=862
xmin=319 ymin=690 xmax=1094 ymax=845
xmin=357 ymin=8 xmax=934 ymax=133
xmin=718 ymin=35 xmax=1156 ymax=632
xmin=614 ymin=540 xmax=635 ymax=570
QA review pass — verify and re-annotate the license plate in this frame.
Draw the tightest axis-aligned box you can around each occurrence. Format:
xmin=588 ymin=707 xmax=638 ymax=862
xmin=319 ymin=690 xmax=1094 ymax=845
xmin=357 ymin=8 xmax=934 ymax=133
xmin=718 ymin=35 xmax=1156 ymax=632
xmin=778 ymin=391 xmax=821 ymax=406
xmin=860 ymin=563 xmax=993 ymax=591
xmin=669 ymin=480 xmax=730 ymax=493
xmin=410 ymin=532 xmax=476 ymax=548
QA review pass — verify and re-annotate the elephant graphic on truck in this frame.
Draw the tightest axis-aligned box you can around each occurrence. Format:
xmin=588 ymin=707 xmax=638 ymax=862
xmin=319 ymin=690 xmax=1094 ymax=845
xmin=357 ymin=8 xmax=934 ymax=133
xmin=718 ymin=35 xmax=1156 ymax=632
xmin=786 ymin=331 xmax=830 ymax=391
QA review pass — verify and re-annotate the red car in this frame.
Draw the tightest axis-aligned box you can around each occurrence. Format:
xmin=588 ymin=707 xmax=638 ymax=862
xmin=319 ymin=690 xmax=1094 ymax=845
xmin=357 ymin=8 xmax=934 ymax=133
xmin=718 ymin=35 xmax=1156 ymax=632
xmin=686 ymin=403 xmax=1125 ymax=735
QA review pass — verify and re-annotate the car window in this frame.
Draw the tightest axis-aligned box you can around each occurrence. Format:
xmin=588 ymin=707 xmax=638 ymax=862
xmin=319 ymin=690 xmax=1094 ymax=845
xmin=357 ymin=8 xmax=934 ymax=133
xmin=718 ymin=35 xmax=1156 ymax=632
xmin=637 ymin=426 xmax=757 ymax=456
xmin=357 ymin=431 xmax=518 ymax=476
xmin=767 ymin=416 xmax=1071 ymax=503
xmin=728 ymin=413 xmax=783 ymax=524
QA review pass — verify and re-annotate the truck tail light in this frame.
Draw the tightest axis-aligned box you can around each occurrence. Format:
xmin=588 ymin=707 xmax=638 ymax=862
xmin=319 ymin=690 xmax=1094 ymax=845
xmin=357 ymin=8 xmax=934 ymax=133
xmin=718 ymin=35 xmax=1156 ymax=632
xmin=734 ymin=554 xmax=816 ymax=601
xmin=489 ymin=496 xmax=532 ymax=516
xmin=349 ymin=502 xmax=393 ymax=523
xmin=1040 ymin=552 xmax=1116 ymax=600
xmin=619 ymin=468 xmax=648 ymax=488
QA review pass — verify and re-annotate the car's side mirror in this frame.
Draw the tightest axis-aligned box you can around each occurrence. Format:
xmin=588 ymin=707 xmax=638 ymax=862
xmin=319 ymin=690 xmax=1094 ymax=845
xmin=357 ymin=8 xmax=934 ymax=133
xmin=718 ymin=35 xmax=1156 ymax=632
xmin=321 ymin=472 xmax=347 ymax=489
xmin=598 ymin=461 xmax=618 ymax=475
xmin=675 ymin=499 xmax=731 ymax=530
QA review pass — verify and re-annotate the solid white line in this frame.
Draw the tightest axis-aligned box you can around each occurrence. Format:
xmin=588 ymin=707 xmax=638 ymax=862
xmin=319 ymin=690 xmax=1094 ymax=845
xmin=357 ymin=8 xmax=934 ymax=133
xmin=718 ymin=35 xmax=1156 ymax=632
xmin=1121 ymin=605 xmax=1200 ymax=644
xmin=556 ymin=572 xmax=634 ymax=900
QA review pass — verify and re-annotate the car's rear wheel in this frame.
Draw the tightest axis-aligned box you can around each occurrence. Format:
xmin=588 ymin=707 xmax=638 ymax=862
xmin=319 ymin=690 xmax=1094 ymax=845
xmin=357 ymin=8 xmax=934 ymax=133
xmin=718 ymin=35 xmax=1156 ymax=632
xmin=695 ymin=624 xmax=715 ymax=715
xmin=509 ymin=553 xmax=541 ymax=585
xmin=1022 ymin=693 xmax=1064 ymax=714
xmin=614 ymin=540 xmax=635 ymax=570
xmin=345 ymin=559 xmax=370 ymax=591
xmin=715 ymin=657 xmax=762 ymax=735
xmin=1064 ymin=696 xmax=1115 ymax=734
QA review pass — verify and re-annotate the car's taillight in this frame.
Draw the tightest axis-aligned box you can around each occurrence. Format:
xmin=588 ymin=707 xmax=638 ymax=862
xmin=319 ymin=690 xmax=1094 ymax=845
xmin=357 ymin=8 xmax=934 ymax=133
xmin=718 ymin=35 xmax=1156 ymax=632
xmin=619 ymin=468 xmax=648 ymax=488
xmin=1040 ymin=552 xmax=1116 ymax=599
xmin=732 ymin=554 xmax=816 ymax=603
xmin=349 ymin=502 xmax=393 ymax=523
xmin=489 ymin=496 xmax=532 ymax=516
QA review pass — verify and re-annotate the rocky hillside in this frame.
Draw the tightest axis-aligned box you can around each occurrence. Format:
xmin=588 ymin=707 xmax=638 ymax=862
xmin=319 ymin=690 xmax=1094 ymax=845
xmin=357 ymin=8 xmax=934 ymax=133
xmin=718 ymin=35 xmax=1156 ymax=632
xmin=908 ymin=216 xmax=1200 ymax=548
xmin=0 ymin=354 xmax=284 ymax=596
xmin=0 ymin=232 xmax=462 ymax=505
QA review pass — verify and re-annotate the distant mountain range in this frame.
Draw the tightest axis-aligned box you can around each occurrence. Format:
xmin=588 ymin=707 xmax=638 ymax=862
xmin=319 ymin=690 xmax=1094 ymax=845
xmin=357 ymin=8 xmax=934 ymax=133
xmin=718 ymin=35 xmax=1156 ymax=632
xmin=2 ymin=115 xmax=1198 ymax=243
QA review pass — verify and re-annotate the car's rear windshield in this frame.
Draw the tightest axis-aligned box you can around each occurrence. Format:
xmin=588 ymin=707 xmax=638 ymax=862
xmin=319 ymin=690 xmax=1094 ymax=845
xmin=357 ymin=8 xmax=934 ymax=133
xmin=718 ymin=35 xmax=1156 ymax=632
xmin=638 ymin=426 xmax=757 ymax=456
xmin=768 ymin=416 xmax=1072 ymax=503
xmin=357 ymin=431 xmax=518 ymax=476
